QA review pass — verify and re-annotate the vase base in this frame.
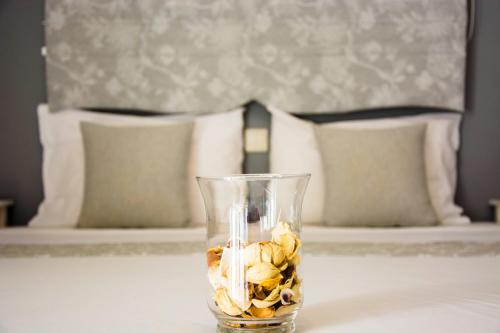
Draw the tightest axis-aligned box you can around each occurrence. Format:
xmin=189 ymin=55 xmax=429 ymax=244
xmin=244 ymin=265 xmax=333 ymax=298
xmin=217 ymin=320 xmax=295 ymax=333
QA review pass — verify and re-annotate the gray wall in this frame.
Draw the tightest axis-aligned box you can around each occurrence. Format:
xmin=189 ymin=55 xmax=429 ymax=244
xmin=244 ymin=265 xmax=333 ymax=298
xmin=456 ymin=0 xmax=500 ymax=221
xmin=0 ymin=1 xmax=45 ymax=226
xmin=0 ymin=0 xmax=499 ymax=226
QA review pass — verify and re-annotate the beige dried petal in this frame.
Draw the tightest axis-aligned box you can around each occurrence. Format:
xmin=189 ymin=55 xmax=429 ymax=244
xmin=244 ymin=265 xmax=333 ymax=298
xmin=207 ymin=246 xmax=223 ymax=268
xmin=272 ymin=221 xmax=300 ymax=260
xmin=241 ymin=312 xmax=253 ymax=319
xmin=288 ymin=238 xmax=301 ymax=260
xmin=269 ymin=242 xmax=286 ymax=266
xmin=249 ymin=305 xmax=275 ymax=318
xmin=260 ymin=242 xmax=273 ymax=263
xmin=225 ymin=272 xmax=252 ymax=311
xmin=246 ymin=262 xmax=280 ymax=284
xmin=279 ymin=234 xmax=296 ymax=258
xmin=214 ymin=288 xmax=242 ymax=316
xmin=281 ymin=271 xmax=296 ymax=290
xmin=251 ymin=297 xmax=280 ymax=309
xmin=235 ymin=297 xmax=252 ymax=312
xmin=245 ymin=243 xmax=262 ymax=267
xmin=271 ymin=221 xmax=292 ymax=243
xmin=289 ymin=254 xmax=301 ymax=266
xmin=278 ymin=262 xmax=288 ymax=271
xmin=225 ymin=272 xmax=251 ymax=311
xmin=264 ymin=284 xmax=281 ymax=301
xmin=208 ymin=265 xmax=224 ymax=290
xmin=275 ymin=304 xmax=299 ymax=317
xmin=260 ymin=274 xmax=283 ymax=290
xmin=254 ymin=285 xmax=267 ymax=300
xmin=220 ymin=247 xmax=245 ymax=277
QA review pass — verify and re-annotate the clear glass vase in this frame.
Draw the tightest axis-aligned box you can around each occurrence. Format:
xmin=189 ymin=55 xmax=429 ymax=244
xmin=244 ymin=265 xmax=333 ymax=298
xmin=197 ymin=174 xmax=310 ymax=333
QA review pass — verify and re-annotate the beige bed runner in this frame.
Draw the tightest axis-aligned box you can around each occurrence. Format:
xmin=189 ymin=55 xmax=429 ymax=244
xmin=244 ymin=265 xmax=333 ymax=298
xmin=1 ymin=241 xmax=500 ymax=258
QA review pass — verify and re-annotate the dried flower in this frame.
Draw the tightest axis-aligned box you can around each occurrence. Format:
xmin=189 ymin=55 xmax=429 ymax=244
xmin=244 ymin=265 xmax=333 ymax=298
xmin=251 ymin=297 xmax=280 ymax=309
xmin=246 ymin=262 xmax=280 ymax=284
xmin=272 ymin=221 xmax=300 ymax=259
xmin=246 ymin=241 xmax=286 ymax=268
xmin=271 ymin=221 xmax=292 ymax=242
xmin=275 ymin=304 xmax=299 ymax=316
xmin=253 ymin=285 xmax=267 ymax=300
xmin=259 ymin=274 xmax=283 ymax=290
xmin=281 ymin=271 xmax=296 ymax=290
xmin=278 ymin=261 xmax=288 ymax=271
xmin=251 ymin=284 xmax=280 ymax=308
xmin=208 ymin=265 xmax=227 ymax=290
xmin=214 ymin=288 xmax=242 ymax=316
xmin=207 ymin=246 xmax=223 ymax=268
xmin=280 ymin=288 xmax=295 ymax=305
xmin=248 ymin=305 xmax=275 ymax=318
xmin=209 ymin=220 xmax=302 ymax=321
xmin=245 ymin=242 xmax=262 ymax=266
xmin=269 ymin=242 xmax=286 ymax=266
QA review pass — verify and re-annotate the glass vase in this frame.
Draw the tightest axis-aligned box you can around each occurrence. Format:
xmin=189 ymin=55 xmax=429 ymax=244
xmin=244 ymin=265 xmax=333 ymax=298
xmin=197 ymin=174 xmax=310 ymax=333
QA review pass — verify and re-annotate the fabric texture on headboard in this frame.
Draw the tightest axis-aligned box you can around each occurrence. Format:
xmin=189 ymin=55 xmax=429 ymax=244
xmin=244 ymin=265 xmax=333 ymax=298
xmin=45 ymin=0 xmax=467 ymax=114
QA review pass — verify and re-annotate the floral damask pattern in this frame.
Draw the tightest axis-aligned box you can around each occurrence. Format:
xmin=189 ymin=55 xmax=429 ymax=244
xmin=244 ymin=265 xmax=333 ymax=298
xmin=45 ymin=0 xmax=466 ymax=113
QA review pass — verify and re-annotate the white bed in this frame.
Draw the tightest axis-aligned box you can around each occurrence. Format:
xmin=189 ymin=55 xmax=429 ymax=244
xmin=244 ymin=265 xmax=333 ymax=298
xmin=0 ymin=224 xmax=499 ymax=333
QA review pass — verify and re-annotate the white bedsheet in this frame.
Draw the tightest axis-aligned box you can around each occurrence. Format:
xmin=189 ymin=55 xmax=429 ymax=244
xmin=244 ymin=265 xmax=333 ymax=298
xmin=0 ymin=254 xmax=499 ymax=333
xmin=0 ymin=224 xmax=499 ymax=333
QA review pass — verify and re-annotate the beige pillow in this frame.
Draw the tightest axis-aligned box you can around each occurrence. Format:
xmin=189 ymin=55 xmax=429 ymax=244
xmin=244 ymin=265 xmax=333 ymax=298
xmin=77 ymin=121 xmax=193 ymax=228
xmin=315 ymin=123 xmax=438 ymax=227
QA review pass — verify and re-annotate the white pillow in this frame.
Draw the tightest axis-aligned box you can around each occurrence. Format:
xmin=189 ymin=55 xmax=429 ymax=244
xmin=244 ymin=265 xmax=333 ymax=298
xmin=30 ymin=104 xmax=243 ymax=228
xmin=269 ymin=106 xmax=470 ymax=226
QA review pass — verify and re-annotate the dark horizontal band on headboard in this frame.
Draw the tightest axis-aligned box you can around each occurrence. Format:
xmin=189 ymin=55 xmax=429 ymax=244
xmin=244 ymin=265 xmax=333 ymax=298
xmin=296 ymin=106 xmax=461 ymax=124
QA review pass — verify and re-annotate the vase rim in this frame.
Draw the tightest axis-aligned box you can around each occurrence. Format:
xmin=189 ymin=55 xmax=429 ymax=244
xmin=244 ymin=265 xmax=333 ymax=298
xmin=196 ymin=173 xmax=311 ymax=182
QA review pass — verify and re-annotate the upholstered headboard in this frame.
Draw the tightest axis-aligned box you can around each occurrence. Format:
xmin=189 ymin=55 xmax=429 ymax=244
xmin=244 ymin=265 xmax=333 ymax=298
xmin=44 ymin=0 xmax=467 ymax=114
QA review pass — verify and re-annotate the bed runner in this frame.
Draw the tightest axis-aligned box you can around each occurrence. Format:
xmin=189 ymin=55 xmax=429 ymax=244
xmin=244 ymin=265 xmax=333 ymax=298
xmin=1 ymin=241 xmax=500 ymax=258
